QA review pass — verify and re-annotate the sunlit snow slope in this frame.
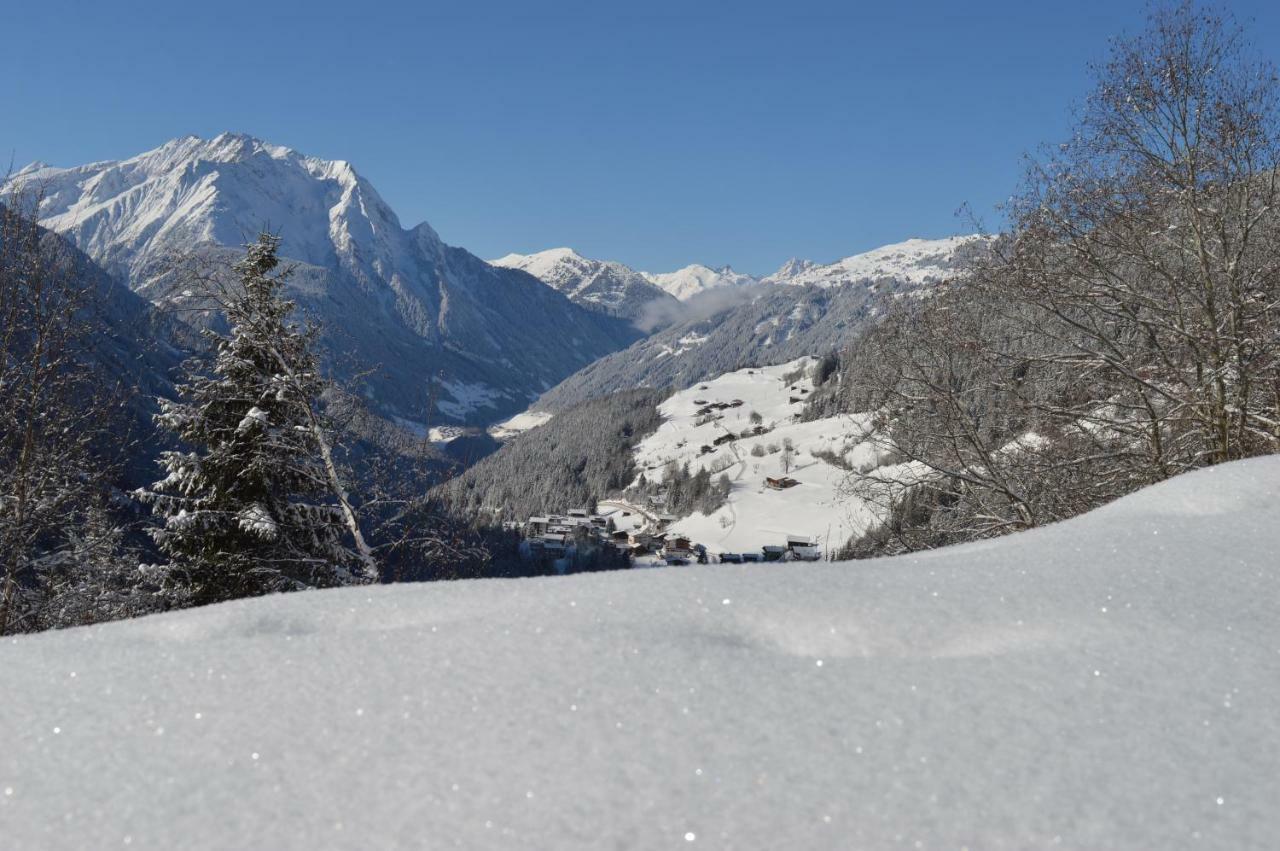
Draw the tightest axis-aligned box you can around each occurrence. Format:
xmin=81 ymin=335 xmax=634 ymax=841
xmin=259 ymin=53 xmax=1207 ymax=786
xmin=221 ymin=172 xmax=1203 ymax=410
xmin=632 ymin=357 xmax=889 ymax=554
xmin=3 ymin=459 xmax=1278 ymax=849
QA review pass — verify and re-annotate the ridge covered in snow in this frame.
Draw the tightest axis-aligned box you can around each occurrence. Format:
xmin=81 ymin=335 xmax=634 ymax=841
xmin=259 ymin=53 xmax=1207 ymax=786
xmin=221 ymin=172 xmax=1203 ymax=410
xmin=762 ymin=235 xmax=988 ymax=289
xmin=492 ymin=247 xmax=760 ymax=312
xmin=496 ymin=235 xmax=986 ymax=316
xmin=490 ymin=247 xmax=677 ymax=318
xmin=6 ymin=134 xmax=640 ymax=424
xmin=641 ymin=263 xmax=759 ymax=301
xmin=12 ymin=133 xmax=423 ymax=280
xmin=3 ymin=457 xmax=1277 ymax=848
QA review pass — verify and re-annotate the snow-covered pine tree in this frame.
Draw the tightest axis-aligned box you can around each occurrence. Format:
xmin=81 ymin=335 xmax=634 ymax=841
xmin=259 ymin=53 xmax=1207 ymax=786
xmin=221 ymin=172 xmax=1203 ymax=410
xmin=139 ymin=233 xmax=374 ymax=606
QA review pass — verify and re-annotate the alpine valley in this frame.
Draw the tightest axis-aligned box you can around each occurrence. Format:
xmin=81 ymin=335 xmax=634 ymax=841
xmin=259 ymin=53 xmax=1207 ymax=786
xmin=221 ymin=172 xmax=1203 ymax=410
xmin=5 ymin=132 xmax=990 ymax=548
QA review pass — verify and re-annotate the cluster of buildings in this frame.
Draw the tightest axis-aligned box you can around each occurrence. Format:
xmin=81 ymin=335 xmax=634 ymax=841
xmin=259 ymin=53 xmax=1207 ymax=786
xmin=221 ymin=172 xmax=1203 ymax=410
xmin=717 ymin=536 xmax=822 ymax=563
xmin=518 ymin=507 xmax=703 ymax=570
xmin=693 ymin=398 xmax=744 ymax=417
xmin=513 ymin=504 xmax=822 ymax=572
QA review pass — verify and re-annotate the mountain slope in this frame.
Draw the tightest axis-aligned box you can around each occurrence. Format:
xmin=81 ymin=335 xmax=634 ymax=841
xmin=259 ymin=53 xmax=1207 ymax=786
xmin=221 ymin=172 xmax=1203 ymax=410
xmin=490 ymin=247 xmax=677 ymax=319
xmin=437 ymin=387 xmax=667 ymax=521
xmin=0 ymin=203 xmax=186 ymax=485
xmin=3 ymin=458 xmax=1277 ymax=849
xmin=7 ymin=134 xmax=640 ymax=425
xmin=531 ymin=235 xmax=987 ymax=411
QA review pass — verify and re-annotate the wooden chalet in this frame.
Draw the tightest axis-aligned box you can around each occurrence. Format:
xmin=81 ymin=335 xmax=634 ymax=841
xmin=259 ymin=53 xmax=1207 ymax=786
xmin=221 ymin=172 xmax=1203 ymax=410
xmin=764 ymin=476 xmax=800 ymax=490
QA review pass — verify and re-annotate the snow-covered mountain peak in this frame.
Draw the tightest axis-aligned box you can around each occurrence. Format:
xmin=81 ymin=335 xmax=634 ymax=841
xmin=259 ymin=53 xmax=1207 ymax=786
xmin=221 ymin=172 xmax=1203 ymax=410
xmin=641 ymin=263 xmax=759 ymax=301
xmin=490 ymin=247 xmax=676 ymax=319
xmin=770 ymin=257 xmax=817 ymax=279
xmin=494 ymin=248 xmax=764 ymax=312
xmin=4 ymin=133 xmax=415 ymax=279
xmin=490 ymin=247 xmax=588 ymax=278
xmin=5 ymin=135 xmax=639 ymax=425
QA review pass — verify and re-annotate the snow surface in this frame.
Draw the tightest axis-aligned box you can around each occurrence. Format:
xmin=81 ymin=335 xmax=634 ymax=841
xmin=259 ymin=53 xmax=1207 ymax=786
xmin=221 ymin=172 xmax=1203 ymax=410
xmin=5 ymin=459 xmax=1277 ymax=849
xmin=633 ymin=358 xmax=890 ymax=555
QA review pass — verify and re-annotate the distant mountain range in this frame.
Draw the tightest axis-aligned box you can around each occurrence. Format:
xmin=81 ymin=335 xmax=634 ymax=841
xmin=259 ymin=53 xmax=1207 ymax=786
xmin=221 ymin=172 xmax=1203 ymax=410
xmin=490 ymin=248 xmax=763 ymax=321
xmin=490 ymin=248 xmax=679 ymax=320
xmin=6 ymin=132 xmax=986 ymax=433
xmin=493 ymin=235 xmax=975 ymax=305
xmin=6 ymin=133 xmax=640 ymax=426
xmin=527 ymin=235 xmax=990 ymax=412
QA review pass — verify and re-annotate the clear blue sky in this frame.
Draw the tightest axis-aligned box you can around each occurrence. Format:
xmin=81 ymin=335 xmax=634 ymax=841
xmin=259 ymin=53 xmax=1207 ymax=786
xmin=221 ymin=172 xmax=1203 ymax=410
xmin=5 ymin=1 xmax=1278 ymax=274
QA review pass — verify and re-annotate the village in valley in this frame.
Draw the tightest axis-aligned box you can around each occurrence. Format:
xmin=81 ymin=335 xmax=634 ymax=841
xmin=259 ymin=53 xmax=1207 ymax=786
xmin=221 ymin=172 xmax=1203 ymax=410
xmin=503 ymin=358 xmax=887 ymax=573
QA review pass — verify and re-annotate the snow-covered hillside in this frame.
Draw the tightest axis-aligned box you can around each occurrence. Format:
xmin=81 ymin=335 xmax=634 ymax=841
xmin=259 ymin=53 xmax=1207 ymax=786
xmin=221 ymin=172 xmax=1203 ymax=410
xmin=6 ymin=134 xmax=639 ymax=424
xmin=632 ymin=358 xmax=888 ymax=555
xmin=487 ymin=410 xmax=555 ymax=441
xmin=763 ymin=235 xmax=988 ymax=289
xmin=4 ymin=458 xmax=1278 ymax=849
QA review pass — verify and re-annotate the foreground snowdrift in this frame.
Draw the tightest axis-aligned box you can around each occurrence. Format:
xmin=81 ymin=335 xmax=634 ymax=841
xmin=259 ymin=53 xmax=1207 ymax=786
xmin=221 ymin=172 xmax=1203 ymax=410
xmin=3 ymin=460 xmax=1278 ymax=849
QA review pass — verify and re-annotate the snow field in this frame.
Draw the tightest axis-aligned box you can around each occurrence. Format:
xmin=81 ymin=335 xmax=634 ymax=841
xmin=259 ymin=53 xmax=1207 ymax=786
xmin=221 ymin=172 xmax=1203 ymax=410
xmin=632 ymin=358 xmax=894 ymax=554
xmin=3 ymin=458 xmax=1277 ymax=849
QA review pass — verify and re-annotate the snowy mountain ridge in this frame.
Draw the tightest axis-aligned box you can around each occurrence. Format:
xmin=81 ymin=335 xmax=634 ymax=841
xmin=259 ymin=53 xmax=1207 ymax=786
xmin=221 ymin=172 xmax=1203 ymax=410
xmin=530 ymin=234 xmax=992 ymax=412
xmin=490 ymin=247 xmax=677 ymax=318
xmin=492 ymin=247 xmax=760 ymax=310
xmin=6 ymin=134 xmax=640 ymax=424
xmin=12 ymin=133 xmax=435 ymax=284
xmin=641 ymin=262 xmax=760 ymax=301
xmin=761 ymin=235 xmax=989 ymax=288
xmin=497 ymin=234 xmax=987 ymax=312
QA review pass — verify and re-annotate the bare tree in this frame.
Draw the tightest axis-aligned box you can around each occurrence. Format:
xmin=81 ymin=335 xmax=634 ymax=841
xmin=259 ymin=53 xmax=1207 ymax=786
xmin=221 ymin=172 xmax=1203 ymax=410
xmin=0 ymin=189 xmax=137 ymax=634
xmin=838 ymin=4 xmax=1280 ymax=557
xmin=988 ymin=3 xmax=1280 ymax=469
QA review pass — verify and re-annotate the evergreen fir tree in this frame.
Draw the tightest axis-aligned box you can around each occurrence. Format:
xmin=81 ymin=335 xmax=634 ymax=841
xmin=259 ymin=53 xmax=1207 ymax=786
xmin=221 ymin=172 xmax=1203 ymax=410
xmin=139 ymin=234 xmax=372 ymax=605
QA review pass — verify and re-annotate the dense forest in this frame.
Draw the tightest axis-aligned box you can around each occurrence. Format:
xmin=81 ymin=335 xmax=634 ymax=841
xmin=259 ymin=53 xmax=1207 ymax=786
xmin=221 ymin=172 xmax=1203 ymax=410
xmin=435 ymin=388 xmax=668 ymax=522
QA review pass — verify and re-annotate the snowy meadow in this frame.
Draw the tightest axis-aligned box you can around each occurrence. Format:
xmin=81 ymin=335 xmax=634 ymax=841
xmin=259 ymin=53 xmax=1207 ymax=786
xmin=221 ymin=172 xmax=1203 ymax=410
xmin=3 ymin=459 xmax=1278 ymax=849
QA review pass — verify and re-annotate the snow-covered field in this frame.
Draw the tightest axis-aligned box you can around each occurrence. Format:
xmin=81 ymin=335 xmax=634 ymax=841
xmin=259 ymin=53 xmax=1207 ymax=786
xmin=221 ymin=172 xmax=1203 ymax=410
xmin=633 ymin=358 xmax=891 ymax=555
xmin=487 ymin=410 xmax=555 ymax=441
xmin=3 ymin=458 xmax=1278 ymax=849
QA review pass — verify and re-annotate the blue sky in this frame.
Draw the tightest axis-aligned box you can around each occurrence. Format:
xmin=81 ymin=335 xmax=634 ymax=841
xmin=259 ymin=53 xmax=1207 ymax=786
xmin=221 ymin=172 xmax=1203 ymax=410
xmin=6 ymin=1 xmax=1278 ymax=274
